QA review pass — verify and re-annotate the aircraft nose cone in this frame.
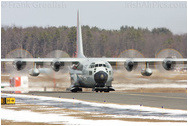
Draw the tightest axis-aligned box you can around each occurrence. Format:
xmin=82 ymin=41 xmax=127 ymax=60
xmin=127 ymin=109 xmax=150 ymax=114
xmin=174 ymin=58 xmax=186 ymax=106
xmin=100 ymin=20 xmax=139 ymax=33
xmin=94 ymin=71 xmax=108 ymax=87
xmin=100 ymin=74 xmax=104 ymax=79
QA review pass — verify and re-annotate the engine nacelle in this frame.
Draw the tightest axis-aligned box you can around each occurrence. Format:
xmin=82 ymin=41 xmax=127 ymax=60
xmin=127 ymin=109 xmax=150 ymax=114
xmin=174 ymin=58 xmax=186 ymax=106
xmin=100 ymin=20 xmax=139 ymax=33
xmin=124 ymin=60 xmax=136 ymax=72
xmin=141 ymin=68 xmax=152 ymax=76
xmin=29 ymin=68 xmax=40 ymax=76
xmin=51 ymin=61 xmax=62 ymax=72
xmin=162 ymin=60 xmax=176 ymax=70
xmin=13 ymin=60 xmax=26 ymax=71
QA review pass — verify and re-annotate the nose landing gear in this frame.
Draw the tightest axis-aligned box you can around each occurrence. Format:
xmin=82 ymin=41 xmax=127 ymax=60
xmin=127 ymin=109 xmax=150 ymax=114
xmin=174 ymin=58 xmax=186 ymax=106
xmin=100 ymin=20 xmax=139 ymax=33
xmin=93 ymin=87 xmax=115 ymax=93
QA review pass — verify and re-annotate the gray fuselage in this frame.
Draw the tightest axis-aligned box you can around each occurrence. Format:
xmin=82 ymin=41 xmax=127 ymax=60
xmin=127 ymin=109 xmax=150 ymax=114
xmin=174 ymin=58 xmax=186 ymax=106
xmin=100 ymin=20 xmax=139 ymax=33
xmin=69 ymin=58 xmax=113 ymax=89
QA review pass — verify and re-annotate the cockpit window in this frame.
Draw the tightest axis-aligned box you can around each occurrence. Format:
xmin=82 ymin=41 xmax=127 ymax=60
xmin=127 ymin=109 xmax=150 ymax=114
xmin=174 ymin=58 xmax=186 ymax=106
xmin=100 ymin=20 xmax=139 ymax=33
xmin=105 ymin=63 xmax=110 ymax=68
xmin=89 ymin=63 xmax=95 ymax=68
xmin=94 ymin=63 xmax=108 ymax=68
xmin=90 ymin=65 xmax=94 ymax=68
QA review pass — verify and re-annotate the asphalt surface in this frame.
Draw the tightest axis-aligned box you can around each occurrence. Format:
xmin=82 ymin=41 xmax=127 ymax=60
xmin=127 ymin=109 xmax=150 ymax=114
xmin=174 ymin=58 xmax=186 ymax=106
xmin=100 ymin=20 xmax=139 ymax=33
xmin=26 ymin=91 xmax=187 ymax=110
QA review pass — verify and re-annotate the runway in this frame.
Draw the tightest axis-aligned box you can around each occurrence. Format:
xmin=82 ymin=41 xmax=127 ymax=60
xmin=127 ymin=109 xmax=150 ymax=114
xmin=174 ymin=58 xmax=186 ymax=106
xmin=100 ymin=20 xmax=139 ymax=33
xmin=2 ymin=93 xmax=187 ymax=123
xmin=26 ymin=91 xmax=187 ymax=110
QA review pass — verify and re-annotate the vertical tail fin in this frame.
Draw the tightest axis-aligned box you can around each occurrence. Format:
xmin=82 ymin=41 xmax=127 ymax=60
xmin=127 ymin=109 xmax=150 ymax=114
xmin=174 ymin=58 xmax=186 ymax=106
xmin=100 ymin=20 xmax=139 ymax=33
xmin=76 ymin=10 xmax=85 ymax=58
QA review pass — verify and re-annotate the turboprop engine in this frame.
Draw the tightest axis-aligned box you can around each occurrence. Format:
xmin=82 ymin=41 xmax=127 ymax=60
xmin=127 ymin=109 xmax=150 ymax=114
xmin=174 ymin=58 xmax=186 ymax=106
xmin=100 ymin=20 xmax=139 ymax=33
xmin=51 ymin=60 xmax=63 ymax=72
xmin=13 ymin=60 xmax=26 ymax=71
xmin=29 ymin=68 xmax=40 ymax=76
xmin=162 ymin=59 xmax=176 ymax=70
xmin=124 ymin=60 xmax=137 ymax=72
xmin=141 ymin=68 xmax=152 ymax=76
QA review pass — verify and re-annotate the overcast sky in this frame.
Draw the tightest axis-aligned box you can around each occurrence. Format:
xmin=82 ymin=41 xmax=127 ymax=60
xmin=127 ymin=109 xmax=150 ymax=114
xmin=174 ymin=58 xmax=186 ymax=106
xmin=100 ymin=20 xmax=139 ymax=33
xmin=1 ymin=1 xmax=187 ymax=34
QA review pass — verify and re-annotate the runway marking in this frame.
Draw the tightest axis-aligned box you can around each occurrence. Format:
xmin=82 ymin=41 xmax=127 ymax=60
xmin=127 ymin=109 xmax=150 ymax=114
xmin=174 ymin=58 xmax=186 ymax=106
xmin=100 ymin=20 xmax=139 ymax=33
xmin=123 ymin=93 xmax=187 ymax=100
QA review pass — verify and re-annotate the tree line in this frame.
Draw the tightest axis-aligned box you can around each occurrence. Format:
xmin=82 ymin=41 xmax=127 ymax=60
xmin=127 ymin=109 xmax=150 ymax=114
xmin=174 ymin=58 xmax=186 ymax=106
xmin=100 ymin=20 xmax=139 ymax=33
xmin=1 ymin=25 xmax=187 ymax=58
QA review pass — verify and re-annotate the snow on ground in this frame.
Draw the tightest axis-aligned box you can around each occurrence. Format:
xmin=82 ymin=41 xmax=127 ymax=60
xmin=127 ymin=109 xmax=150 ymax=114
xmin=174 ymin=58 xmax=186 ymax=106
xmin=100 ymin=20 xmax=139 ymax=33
xmin=1 ymin=108 xmax=187 ymax=126
xmin=2 ymin=108 xmax=135 ymax=125
xmin=1 ymin=82 xmax=10 ymax=87
xmin=2 ymin=93 xmax=187 ymax=122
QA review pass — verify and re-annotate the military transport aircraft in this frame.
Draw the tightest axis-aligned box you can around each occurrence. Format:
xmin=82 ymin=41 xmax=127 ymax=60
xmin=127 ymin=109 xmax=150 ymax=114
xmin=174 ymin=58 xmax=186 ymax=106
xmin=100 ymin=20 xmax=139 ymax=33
xmin=2 ymin=11 xmax=187 ymax=92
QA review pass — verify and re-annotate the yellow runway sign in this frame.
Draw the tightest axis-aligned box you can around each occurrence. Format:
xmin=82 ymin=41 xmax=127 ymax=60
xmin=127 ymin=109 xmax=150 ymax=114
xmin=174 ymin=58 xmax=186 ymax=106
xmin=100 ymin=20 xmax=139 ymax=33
xmin=1 ymin=98 xmax=6 ymax=105
xmin=6 ymin=98 xmax=15 ymax=104
xmin=1 ymin=97 xmax=15 ymax=105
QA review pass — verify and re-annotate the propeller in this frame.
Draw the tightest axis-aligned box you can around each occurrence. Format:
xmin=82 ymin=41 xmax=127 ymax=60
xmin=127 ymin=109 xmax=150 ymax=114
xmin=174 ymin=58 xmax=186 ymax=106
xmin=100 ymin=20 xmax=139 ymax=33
xmin=117 ymin=49 xmax=145 ymax=72
xmin=4 ymin=48 xmax=34 ymax=76
xmin=155 ymin=48 xmax=184 ymax=71
xmin=43 ymin=50 xmax=70 ymax=79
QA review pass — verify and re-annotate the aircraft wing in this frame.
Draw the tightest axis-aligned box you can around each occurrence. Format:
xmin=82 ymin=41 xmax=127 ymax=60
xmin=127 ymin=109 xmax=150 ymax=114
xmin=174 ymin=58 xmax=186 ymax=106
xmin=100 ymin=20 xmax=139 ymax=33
xmin=1 ymin=58 xmax=83 ymax=62
xmin=1 ymin=57 xmax=187 ymax=63
xmin=103 ymin=58 xmax=187 ymax=63
xmin=2 ymin=57 xmax=186 ymax=75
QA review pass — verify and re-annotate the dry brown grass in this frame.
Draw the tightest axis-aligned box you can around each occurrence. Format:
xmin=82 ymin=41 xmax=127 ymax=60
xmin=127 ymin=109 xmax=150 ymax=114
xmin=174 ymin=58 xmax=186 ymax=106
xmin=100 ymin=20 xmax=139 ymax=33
xmin=1 ymin=76 xmax=9 ymax=82
xmin=67 ymin=112 xmax=186 ymax=122
xmin=113 ymin=70 xmax=187 ymax=84
xmin=1 ymin=120 xmax=55 ymax=125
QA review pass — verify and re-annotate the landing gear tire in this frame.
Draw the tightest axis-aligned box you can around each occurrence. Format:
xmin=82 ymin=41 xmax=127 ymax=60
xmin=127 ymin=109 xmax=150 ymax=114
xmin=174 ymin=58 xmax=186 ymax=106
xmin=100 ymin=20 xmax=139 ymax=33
xmin=71 ymin=88 xmax=82 ymax=93
xmin=72 ymin=90 xmax=77 ymax=93
xmin=94 ymin=87 xmax=115 ymax=93
xmin=104 ymin=91 xmax=109 ymax=93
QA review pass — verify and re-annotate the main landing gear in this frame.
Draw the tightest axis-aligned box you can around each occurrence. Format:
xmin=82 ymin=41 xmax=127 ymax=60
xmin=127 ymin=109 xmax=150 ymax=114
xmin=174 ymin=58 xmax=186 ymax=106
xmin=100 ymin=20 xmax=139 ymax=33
xmin=67 ymin=87 xmax=82 ymax=92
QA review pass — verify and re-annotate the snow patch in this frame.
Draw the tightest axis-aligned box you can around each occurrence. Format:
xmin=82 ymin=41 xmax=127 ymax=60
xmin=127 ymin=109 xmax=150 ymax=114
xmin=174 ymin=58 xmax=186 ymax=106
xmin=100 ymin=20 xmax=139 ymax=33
xmin=113 ymin=83 xmax=187 ymax=90
xmin=1 ymin=108 xmax=187 ymax=126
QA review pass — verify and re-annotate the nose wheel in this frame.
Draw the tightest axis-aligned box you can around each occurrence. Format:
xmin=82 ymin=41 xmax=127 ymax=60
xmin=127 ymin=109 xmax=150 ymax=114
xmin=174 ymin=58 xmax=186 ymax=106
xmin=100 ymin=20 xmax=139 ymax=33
xmin=95 ymin=90 xmax=110 ymax=93
xmin=93 ymin=87 xmax=115 ymax=93
xmin=96 ymin=90 xmax=109 ymax=93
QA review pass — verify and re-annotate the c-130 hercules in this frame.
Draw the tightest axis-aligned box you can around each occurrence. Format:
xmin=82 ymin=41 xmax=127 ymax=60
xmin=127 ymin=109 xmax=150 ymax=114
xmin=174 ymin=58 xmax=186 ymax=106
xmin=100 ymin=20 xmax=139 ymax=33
xmin=2 ymin=11 xmax=187 ymax=92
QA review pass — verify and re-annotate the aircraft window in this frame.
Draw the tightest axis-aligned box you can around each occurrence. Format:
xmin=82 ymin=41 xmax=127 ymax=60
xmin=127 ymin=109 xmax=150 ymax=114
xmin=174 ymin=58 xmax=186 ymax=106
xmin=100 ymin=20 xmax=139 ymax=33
xmin=99 ymin=64 xmax=102 ymax=67
xmin=89 ymin=71 xmax=92 ymax=75
xmin=89 ymin=64 xmax=94 ymax=68
xmin=109 ymin=71 xmax=111 ymax=75
xmin=106 ymin=63 xmax=110 ymax=68
xmin=103 ymin=64 xmax=106 ymax=67
xmin=95 ymin=64 xmax=99 ymax=67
